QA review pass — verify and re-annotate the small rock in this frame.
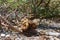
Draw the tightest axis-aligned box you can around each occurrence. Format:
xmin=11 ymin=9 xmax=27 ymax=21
xmin=5 ymin=37 xmax=11 ymax=40
xmin=6 ymin=34 xmax=10 ymax=38
xmin=46 ymin=32 xmax=60 ymax=37
xmin=1 ymin=33 xmax=5 ymax=37
xmin=14 ymin=37 xmax=22 ymax=40
xmin=54 ymin=37 xmax=60 ymax=40
xmin=49 ymin=36 xmax=54 ymax=40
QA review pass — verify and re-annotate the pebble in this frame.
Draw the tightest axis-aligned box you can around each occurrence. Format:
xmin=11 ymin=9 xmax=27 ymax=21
xmin=49 ymin=36 xmax=54 ymax=40
xmin=6 ymin=34 xmax=10 ymax=37
xmin=5 ymin=37 xmax=11 ymax=40
xmin=54 ymin=37 xmax=60 ymax=40
xmin=14 ymin=37 xmax=21 ymax=40
xmin=46 ymin=32 xmax=60 ymax=37
xmin=1 ymin=33 xmax=5 ymax=37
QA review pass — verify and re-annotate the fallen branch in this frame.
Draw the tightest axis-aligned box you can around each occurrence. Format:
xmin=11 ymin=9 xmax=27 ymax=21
xmin=0 ymin=15 xmax=22 ymax=32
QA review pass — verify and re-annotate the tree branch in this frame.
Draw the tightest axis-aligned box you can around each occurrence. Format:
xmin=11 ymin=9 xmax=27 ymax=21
xmin=0 ymin=15 xmax=22 ymax=32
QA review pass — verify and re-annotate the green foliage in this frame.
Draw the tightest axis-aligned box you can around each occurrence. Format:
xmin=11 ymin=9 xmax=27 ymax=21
xmin=7 ymin=0 xmax=14 ymax=2
xmin=0 ymin=0 xmax=60 ymax=18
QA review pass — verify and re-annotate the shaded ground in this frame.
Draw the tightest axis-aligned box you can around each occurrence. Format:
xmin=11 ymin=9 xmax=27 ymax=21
xmin=0 ymin=19 xmax=60 ymax=40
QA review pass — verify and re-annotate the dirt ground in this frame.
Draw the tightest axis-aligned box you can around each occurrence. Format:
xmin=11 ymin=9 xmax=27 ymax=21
xmin=0 ymin=19 xmax=60 ymax=40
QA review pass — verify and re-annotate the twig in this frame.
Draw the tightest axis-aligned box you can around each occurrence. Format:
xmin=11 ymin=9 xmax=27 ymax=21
xmin=0 ymin=15 xmax=22 ymax=32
